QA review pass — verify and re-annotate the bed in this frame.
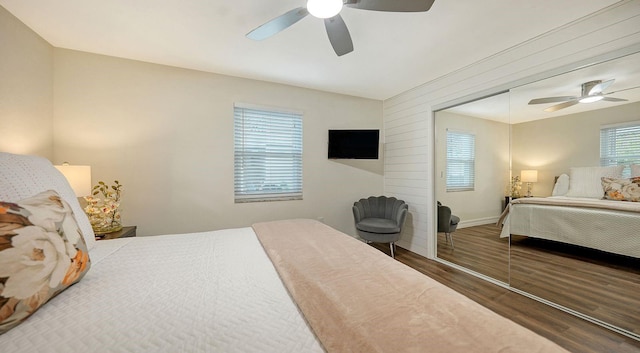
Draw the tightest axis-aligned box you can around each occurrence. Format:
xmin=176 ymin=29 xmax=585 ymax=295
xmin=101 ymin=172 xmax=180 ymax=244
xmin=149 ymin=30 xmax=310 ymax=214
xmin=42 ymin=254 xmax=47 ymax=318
xmin=500 ymin=167 xmax=640 ymax=258
xmin=0 ymin=152 xmax=568 ymax=352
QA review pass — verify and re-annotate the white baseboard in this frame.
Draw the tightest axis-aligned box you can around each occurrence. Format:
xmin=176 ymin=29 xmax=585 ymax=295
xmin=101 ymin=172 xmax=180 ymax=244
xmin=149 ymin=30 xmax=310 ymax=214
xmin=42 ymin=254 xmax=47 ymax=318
xmin=458 ymin=216 xmax=499 ymax=229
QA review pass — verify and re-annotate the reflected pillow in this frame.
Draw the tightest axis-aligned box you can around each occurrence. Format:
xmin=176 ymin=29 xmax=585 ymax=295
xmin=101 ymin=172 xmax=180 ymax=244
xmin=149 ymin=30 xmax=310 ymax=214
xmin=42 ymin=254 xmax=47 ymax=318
xmin=632 ymin=164 xmax=640 ymax=177
xmin=602 ymin=177 xmax=640 ymax=202
xmin=551 ymin=174 xmax=570 ymax=196
xmin=0 ymin=190 xmax=91 ymax=335
xmin=565 ymin=165 xmax=624 ymax=198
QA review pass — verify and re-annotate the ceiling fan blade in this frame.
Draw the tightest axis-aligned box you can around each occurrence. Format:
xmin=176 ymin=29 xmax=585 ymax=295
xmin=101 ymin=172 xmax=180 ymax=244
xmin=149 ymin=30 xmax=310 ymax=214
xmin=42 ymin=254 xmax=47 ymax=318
xmin=588 ymin=79 xmax=614 ymax=95
xmin=344 ymin=0 xmax=435 ymax=12
xmin=601 ymin=97 xmax=628 ymax=102
xmin=247 ymin=7 xmax=309 ymax=41
xmin=528 ymin=96 xmax=576 ymax=105
xmin=544 ymin=100 xmax=579 ymax=112
xmin=324 ymin=14 xmax=353 ymax=56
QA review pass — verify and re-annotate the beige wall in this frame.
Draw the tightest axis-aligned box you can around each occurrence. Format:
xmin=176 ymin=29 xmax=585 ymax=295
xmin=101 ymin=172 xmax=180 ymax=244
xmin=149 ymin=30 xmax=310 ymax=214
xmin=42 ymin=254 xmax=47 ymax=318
xmin=0 ymin=5 xmax=53 ymax=157
xmin=435 ymin=111 xmax=510 ymax=225
xmin=52 ymin=49 xmax=383 ymax=236
xmin=0 ymin=4 xmax=384 ymax=238
xmin=512 ymin=101 xmax=640 ymax=196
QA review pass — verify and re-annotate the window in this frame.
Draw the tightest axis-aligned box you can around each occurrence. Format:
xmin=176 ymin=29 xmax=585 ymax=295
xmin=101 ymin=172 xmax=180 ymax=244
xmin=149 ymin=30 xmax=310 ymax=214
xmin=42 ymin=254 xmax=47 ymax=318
xmin=234 ymin=103 xmax=303 ymax=202
xmin=446 ymin=130 xmax=475 ymax=192
xmin=600 ymin=121 xmax=640 ymax=177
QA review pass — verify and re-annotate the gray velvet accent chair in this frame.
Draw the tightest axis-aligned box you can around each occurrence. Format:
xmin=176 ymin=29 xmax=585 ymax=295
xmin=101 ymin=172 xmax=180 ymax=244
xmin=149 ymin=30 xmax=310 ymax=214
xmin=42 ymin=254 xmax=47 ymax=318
xmin=437 ymin=201 xmax=460 ymax=249
xmin=352 ymin=196 xmax=408 ymax=258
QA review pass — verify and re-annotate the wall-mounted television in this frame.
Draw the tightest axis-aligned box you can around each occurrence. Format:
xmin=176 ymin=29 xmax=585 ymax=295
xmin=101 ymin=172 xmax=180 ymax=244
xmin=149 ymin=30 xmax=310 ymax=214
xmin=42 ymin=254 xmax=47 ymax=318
xmin=328 ymin=129 xmax=379 ymax=159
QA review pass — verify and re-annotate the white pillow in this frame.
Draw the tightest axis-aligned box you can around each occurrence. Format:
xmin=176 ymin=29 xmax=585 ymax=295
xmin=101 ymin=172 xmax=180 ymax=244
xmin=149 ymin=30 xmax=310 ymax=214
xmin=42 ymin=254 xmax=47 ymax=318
xmin=632 ymin=164 xmax=640 ymax=177
xmin=551 ymin=173 xmax=570 ymax=196
xmin=565 ymin=165 xmax=625 ymax=199
xmin=0 ymin=152 xmax=96 ymax=250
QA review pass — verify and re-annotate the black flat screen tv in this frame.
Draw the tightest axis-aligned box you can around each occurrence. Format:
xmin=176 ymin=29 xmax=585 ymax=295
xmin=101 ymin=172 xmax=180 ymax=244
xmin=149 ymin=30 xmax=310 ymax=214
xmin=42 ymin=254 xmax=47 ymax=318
xmin=328 ymin=129 xmax=379 ymax=159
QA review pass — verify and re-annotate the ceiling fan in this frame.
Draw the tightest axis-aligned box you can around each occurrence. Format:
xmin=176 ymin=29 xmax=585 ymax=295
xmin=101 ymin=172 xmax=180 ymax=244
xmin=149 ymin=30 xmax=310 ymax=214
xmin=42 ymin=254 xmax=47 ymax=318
xmin=528 ymin=79 xmax=628 ymax=112
xmin=246 ymin=0 xmax=435 ymax=56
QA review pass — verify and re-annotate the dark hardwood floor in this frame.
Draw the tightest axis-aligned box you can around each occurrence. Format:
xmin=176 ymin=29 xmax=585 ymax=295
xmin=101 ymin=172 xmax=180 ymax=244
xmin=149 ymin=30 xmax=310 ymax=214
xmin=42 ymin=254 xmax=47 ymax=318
xmin=510 ymin=235 xmax=640 ymax=337
xmin=436 ymin=223 xmax=640 ymax=338
xmin=437 ymin=223 xmax=509 ymax=282
xmin=371 ymin=242 xmax=640 ymax=353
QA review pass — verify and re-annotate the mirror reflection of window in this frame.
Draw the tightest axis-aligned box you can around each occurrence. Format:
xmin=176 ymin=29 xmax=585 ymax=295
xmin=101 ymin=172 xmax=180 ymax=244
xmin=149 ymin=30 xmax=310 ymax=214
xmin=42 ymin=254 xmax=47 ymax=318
xmin=600 ymin=121 xmax=640 ymax=177
xmin=446 ymin=130 xmax=475 ymax=192
xmin=434 ymin=91 xmax=510 ymax=284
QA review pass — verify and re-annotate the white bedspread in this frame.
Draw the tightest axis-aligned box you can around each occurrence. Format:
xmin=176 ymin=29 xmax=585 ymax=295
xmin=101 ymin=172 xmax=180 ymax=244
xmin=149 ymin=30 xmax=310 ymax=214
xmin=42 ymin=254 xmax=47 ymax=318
xmin=501 ymin=196 xmax=640 ymax=258
xmin=0 ymin=228 xmax=324 ymax=353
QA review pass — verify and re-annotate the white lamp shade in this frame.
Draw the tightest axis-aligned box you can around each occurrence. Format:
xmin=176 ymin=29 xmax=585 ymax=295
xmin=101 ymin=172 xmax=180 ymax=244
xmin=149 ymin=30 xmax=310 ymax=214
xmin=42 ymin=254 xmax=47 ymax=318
xmin=521 ymin=169 xmax=538 ymax=183
xmin=55 ymin=165 xmax=92 ymax=197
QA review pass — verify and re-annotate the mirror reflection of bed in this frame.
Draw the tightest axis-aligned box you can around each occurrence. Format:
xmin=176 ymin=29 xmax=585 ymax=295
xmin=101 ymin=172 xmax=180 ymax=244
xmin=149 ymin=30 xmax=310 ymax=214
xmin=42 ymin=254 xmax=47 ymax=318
xmin=435 ymin=50 xmax=640 ymax=341
xmin=505 ymin=173 xmax=640 ymax=335
xmin=509 ymin=49 xmax=640 ymax=336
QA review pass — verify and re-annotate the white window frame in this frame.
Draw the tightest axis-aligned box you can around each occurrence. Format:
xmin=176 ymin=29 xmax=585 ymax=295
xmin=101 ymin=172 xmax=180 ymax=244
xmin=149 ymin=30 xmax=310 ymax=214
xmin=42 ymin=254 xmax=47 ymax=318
xmin=234 ymin=103 xmax=303 ymax=202
xmin=446 ymin=129 xmax=475 ymax=192
xmin=600 ymin=120 xmax=640 ymax=178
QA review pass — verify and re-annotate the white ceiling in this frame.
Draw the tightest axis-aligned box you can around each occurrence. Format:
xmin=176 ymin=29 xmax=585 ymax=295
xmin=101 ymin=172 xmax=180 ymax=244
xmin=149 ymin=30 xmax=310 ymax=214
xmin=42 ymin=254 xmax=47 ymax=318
xmin=0 ymin=0 xmax=621 ymax=100
xmin=446 ymin=50 xmax=640 ymax=124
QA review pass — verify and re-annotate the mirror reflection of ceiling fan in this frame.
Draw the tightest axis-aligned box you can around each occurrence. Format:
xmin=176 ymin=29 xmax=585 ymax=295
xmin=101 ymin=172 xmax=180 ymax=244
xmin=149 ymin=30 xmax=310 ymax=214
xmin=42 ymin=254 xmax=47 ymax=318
xmin=246 ymin=0 xmax=436 ymax=56
xmin=528 ymin=79 xmax=629 ymax=112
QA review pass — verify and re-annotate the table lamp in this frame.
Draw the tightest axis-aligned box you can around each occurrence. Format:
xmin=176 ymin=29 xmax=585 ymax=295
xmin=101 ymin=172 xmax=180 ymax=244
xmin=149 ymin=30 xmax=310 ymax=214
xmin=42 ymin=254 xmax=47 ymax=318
xmin=55 ymin=163 xmax=92 ymax=197
xmin=521 ymin=169 xmax=538 ymax=197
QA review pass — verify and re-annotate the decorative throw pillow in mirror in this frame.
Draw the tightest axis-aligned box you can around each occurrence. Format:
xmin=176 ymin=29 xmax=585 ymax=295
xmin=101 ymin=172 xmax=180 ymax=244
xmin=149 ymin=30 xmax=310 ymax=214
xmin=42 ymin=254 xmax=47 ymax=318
xmin=601 ymin=177 xmax=640 ymax=202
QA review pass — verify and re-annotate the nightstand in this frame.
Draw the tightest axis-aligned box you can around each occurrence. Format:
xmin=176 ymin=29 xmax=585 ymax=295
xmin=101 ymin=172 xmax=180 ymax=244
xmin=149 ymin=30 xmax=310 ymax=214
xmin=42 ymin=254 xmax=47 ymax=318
xmin=504 ymin=196 xmax=535 ymax=210
xmin=504 ymin=196 xmax=522 ymax=211
xmin=95 ymin=226 xmax=137 ymax=240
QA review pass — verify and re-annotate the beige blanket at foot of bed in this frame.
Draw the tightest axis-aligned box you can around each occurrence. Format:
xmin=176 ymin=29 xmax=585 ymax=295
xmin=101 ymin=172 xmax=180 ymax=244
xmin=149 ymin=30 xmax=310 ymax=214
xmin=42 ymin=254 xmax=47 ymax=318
xmin=253 ymin=219 xmax=569 ymax=353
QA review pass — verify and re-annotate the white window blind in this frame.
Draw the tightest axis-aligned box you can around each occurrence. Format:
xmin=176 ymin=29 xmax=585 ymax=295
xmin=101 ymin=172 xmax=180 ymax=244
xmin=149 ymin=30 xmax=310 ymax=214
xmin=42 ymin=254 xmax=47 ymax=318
xmin=446 ymin=130 xmax=475 ymax=192
xmin=600 ymin=121 xmax=640 ymax=177
xmin=234 ymin=104 xmax=303 ymax=202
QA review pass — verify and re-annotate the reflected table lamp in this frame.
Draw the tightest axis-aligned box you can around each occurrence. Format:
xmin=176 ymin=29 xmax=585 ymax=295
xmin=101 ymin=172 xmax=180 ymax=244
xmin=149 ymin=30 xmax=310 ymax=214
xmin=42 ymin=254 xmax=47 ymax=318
xmin=521 ymin=170 xmax=538 ymax=197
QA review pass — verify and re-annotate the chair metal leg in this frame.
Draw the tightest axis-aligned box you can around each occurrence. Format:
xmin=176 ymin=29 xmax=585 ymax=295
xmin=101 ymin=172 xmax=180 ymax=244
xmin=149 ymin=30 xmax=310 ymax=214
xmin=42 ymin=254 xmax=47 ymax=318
xmin=446 ymin=233 xmax=455 ymax=250
xmin=389 ymin=242 xmax=395 ymax=258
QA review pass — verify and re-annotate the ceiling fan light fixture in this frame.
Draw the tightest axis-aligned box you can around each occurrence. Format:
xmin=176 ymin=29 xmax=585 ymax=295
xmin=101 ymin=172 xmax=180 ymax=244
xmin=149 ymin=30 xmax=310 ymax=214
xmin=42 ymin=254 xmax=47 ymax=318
xmin=307 ymin=0 xmax=343 ymax=18
xmin=579 ymin=95 xmax=604 ymax=103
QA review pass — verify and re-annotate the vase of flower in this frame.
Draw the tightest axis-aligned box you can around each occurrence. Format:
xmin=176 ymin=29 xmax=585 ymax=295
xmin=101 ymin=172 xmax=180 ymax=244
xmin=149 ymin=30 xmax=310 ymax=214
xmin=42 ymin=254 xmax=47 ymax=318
xmin=84 ymin=180 xmax=123 ymax=234
xmin=510 ymin=176 xmax=522 ymax=198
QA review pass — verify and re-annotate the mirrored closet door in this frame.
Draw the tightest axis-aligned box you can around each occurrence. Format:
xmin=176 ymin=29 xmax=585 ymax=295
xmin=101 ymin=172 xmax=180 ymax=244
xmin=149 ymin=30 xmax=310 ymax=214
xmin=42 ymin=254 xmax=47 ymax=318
xmin=508 ymin=51 xmax=640 ymax=339
xmin=435 ymin=49 xmax=640 ymax=341
xmin=434 ymin=92 xmax=511 ymax=284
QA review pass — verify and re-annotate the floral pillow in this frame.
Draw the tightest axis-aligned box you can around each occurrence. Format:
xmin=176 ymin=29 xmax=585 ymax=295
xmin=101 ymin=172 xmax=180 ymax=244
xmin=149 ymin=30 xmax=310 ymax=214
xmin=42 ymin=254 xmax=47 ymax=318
xmin=601 ymin=177 xmax=640 ymax=202
xmin=0 ymin=190 xmax=91 ymax=335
